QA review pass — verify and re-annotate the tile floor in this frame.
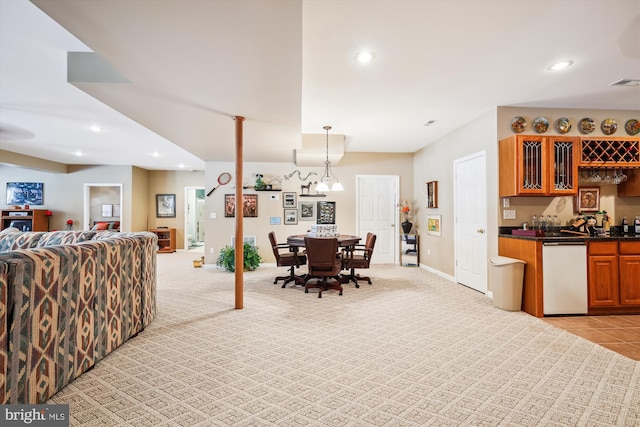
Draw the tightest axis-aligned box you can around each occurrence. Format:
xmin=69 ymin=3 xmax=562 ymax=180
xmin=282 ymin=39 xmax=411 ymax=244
xmin=543 ymin=315 xmax=640 ymax=361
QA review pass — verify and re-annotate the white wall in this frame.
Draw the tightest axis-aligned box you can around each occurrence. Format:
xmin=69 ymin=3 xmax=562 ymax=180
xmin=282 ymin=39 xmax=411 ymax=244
xmin=0 ymin=164 xmax=135 ymax=231
xmin=413 ymin=109 xmax=499 ymax=277
xmin=204 ymin=152 xmax=414 ymax=264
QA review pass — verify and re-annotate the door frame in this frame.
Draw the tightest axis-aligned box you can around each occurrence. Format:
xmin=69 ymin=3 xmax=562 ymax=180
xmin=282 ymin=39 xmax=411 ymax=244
xmin=83 ymin=183 xmax=123 ymax=231
xmin=184 ymin=186 xmax=205 ymax=250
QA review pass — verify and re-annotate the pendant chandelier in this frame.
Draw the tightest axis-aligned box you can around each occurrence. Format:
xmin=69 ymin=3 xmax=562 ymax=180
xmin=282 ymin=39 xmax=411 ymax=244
xmin=315 ymin=125 xmax=344 ymax=192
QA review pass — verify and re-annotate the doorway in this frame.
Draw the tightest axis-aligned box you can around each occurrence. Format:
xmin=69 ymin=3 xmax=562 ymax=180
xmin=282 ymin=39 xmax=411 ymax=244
xmin=453 ymin=151 xmax=487 ymax=293
xmin=83 ymin=183 xmax=123 ymax=231
xmin=356 ymin=175 xmax=399 ymax=264
xmin=185 ymin=187 xmax=205 ymax=251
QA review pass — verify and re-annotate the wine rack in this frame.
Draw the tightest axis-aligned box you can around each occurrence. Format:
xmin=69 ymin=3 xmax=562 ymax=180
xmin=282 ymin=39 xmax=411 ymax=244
xmin=580 ymin=138 xmax=640 ymax=167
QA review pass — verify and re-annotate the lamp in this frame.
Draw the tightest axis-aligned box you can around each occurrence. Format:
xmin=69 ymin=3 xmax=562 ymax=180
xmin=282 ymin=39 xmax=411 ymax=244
xmin=316 ymin=125 xmax=344 ymax=192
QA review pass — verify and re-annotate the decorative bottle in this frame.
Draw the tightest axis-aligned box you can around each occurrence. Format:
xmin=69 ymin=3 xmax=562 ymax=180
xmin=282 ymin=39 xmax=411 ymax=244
xmin=622 ymin=216 xmax=629 ymax=234
xmin=552 ymin=215 xmax=561 ymax=234
xmin=634 ymin=216 xmax=640 ymax=235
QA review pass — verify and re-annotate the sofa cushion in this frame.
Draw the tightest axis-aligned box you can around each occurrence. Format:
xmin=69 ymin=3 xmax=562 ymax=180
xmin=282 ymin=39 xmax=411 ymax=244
xmin=36 ymin=231 xmax=98 ymax=247
xmin=0 ymin=232 xmax=46 ymax=252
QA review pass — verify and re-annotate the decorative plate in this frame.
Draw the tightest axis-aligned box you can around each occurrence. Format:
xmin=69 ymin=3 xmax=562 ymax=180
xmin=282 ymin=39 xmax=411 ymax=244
xmin=555 ymin=117 xmax=572 ymax=134
xmin=510 ymin=116 xmax=527 ymax=133
xmin=578 ymin=117 xmax=596 ymax=134
xmin=532 ymin=116 xmax=549 ymax=133
xmin=625 ymin=119 xmax=640 ymax=136
xmin=601 ymin=118 xmax=617 ymax=135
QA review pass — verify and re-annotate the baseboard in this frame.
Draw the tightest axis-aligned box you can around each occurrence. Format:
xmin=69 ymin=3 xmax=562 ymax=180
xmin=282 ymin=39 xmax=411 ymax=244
xmin=420 ymin=264 xmax=455 ymax=282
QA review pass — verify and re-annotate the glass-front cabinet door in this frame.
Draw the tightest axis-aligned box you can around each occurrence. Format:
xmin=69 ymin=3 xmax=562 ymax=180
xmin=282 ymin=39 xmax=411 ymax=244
xmin=516 ymin=136 xmax=548 ymax=195
xmin=548 ymin=136 xmax=578 ymax=195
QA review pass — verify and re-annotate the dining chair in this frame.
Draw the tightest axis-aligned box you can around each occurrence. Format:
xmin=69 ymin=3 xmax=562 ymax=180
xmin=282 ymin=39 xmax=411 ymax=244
xmin=342 ymin=232 xmax=376 ymax=287
xmin=303 ymin=237 xmax=344 ymax=298
xmin=268 ymin=231 xmax=307 ymax=287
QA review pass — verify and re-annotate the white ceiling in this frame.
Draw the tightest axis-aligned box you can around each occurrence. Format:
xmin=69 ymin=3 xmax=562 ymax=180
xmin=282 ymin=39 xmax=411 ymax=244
xmin=1 ymin=0 xmax=639 ymax=171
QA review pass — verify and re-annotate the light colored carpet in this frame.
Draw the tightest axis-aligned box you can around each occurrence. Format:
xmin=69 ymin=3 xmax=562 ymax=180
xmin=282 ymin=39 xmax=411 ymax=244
xmin=48 ymin=251 xmax=640 ymax=426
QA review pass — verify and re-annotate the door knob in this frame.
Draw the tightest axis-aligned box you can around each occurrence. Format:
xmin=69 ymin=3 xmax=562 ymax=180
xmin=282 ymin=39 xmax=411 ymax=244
xmin=477 ymin=228 xmax=485 ymax=234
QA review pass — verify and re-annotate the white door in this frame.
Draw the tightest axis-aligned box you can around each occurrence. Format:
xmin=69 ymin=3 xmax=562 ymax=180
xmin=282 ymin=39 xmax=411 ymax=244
xmin=454 ymin=152 xmax=487 ymax=293
xmin=356 ymin=175 xmax=398 ymax=264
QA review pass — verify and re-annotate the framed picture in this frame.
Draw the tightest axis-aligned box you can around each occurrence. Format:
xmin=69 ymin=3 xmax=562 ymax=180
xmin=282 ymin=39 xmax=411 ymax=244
xmin=225 ymin=194 xmax=258 ymax=217
xmin=270 ymin=216 xmax=281 ymax=225
xmin=231 ymin=235 xmax=257 ymax=247
xmin=317 ymin=201 xmax=336 ymax=224
xmin=427 ymin=181 xmax=438 ymax=208
xmin=576 ymin=187 xmax=600 ymax=212
xmin=284 ymin=209 xmax=298 ymax=225
xmin=427 ymin=214 xmax=442 ymax=236
xmin=113 ymin=204 xmax=121 ymax=217
xmin=283 ymin=192 xmax=297 ymax=208
xmin=101 ymin=204 xmax=113 ymax=217
xmin=156 ymin=194 xmax=176 ymax=218
xmin=6 ymin=182 xmax=44 ymax=205
xmin=299 ymin=201 xmax=315 ymax=221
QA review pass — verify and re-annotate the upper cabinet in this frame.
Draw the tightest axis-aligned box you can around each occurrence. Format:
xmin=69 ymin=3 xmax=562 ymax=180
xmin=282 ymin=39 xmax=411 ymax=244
xmin=579 ymin=137 xmax=640 ymax=167
xmin=499 ymin=135 xmax=578 ymax=197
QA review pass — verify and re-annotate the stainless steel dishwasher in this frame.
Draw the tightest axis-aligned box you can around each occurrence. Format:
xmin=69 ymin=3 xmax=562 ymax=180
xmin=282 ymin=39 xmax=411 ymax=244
xmin=542 ymin=241 xmax=588 ymax=315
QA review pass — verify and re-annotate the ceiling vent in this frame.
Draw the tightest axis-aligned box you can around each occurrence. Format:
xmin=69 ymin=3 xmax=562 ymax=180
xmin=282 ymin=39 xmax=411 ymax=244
xmin=609 ymin=79 xmax=640 ymax=87
xmin=295 ymin=133 xmax=344 ymax=167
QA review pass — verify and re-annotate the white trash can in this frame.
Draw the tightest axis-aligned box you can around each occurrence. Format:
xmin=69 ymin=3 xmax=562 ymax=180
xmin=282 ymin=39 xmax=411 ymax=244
xmin=490 ymin=256 xmax=526 ymax=311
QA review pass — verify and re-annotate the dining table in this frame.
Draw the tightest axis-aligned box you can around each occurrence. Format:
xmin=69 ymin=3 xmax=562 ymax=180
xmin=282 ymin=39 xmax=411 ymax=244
xmin=286 ymin=234 xmax=361 ymax=249
xmin=286 ymin=234 xmax=362 ymax=284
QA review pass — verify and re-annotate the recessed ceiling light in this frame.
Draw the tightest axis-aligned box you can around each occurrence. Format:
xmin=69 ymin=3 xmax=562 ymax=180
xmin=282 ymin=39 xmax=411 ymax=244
xmin=152 ymin=151 xmax=160 ymax=157
xmin=548 ymin=60 xmax=573 ymax=71
xmin=356 ymin=51 xmax=375 ymax=64
xmin=178 ymin=163 xmax=185 ymax=168
xmin=90 ymin=125 xmax=104 ymax=132
xmin=74 ymin=150 xmax=84 ymax=156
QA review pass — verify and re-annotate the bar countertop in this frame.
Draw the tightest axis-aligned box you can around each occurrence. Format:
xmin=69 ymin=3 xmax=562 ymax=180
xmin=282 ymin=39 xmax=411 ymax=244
xmin=498 ymin=227 xmax=640 ymax=242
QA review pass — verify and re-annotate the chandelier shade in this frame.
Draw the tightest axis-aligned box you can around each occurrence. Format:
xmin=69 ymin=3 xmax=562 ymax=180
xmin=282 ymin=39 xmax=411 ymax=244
xmin=317 ymin=125 xmax=344 ymax=192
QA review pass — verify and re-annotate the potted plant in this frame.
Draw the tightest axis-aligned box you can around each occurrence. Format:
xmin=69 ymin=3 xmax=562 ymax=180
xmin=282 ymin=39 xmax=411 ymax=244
xmin=217 ymin=242 xmax=262 ymax=272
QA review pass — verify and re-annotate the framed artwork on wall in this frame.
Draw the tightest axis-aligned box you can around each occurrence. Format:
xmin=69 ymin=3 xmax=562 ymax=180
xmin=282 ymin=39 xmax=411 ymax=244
xmin=231 ymin=235 xmax=257 ymax=247
xmin=225 ymin=194 xmax=258 ymax=217
xmin=101 ymin=204 xmax=113 ymax=217
xmin=283 ymin=192 xmax=297 ymax=208
xmin=284 ymin=209 xmax=298 ymax=225
xmin=6 ymin=182 xmax=44 ymax=205
xmin=427 ymin=214 xmax=442 ymax=236
xmin=156 ymin=194 xmax=176 ymax=218
xmin=317 ymin=201 xmax=336 ymax=224
xmin=576 ymin=187 xmax=600 ymax=212
xmin=299 ymin=201 xmax=315 ymax=221
xmin=427 ymin=181 xmax=438 ymax=208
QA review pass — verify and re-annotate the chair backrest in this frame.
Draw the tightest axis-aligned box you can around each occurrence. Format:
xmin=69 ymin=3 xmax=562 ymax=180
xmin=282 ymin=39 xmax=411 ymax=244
xmin=364 ymin=232 xmax=377 ymax=262
xmin=268 ymin=231 xmax=280 ymax=260
xmin=304 ymin=237 xmax=341 ymax=275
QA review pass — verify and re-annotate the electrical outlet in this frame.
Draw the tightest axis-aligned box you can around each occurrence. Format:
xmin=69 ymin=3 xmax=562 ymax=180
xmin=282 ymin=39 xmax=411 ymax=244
xmin=210 ymin=247 xmax=215 ymax=254
xmin=503 ymin=209 xmax=516 ymax=220
xmin=502 ymin=198 xmax=510 ymax=208
xmin=270 ymin=194 xmax=279 ymax=200
xmin=210 ymin=212 xmax=216 ymax=219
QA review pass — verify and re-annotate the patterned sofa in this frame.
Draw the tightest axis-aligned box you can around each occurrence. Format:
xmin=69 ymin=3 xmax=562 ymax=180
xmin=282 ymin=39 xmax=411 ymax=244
xmin=0 ymin=229 xmax=157 ymax=404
